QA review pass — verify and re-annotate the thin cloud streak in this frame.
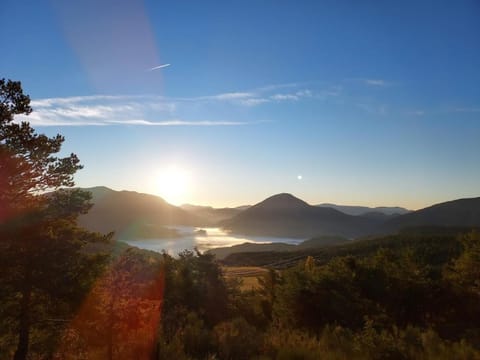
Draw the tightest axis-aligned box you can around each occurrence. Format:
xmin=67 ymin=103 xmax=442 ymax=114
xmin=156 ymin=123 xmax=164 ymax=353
xmin=343 ymin=78 xmax=392 ymax=87
xmin=239 ymin=98 xmax=270 ymax=106
xmin=19 ymin=94 xmax=270 ymax=127
xmin=407 ymin=110 xmax=425 ymax=116
xmin=147 ymin=63 xmax=171 ymax=71
xmin=17 ymin=113 xmax=256 ymax=127
xmin=270 ymin=90 xmax=313 ymax=102
xmin=212 ymin=92 xmax=254 ymax=100
xmin=270 ymin=94 xmax=298 ymax=101
xmin=364 ymin=79 xmax=387 ymax=86
xmin=16 ymin=112 xmax=108 ymax=126
xmin=105 ymin=119 xmax=251 ymax=126
xmin=23 ymin=82 xmax=345 ymax=127
xmin=454 ymin=107 xmax=480 ymax=113
xmin=356 ymin=103 xmax=388 ymax=115
xmin=29 ymin=85 xmax=320 ymax=111
xmin=30 ymin=95 xmax=139 ymax=108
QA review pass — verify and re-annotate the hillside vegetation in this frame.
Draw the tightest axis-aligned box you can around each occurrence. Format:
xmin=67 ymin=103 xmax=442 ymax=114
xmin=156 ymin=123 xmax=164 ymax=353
xmin=3 ymin=230 xmax=479 ymax=359
xmin=220 ymin=228 xmax=467 ymax=268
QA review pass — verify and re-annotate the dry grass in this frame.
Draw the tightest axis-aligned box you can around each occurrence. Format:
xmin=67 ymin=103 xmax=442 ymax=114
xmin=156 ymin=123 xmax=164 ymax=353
xmin=222 ymin=266 xmax=268 ymax=291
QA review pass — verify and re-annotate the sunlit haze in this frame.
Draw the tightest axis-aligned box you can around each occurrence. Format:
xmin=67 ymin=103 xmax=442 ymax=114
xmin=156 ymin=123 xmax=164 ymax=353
xmin=152 ymin=166 xmax=191 ymax=205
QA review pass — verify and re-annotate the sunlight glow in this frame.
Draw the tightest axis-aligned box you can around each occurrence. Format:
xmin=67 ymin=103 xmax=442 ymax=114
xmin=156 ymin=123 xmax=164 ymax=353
xmin=155 ymin=166 xmax=190 ymax=205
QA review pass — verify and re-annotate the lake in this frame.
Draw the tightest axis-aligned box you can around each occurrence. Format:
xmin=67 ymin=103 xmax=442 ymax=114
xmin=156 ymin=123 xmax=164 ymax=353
xmin=123 ymin=226 xmax=304 ymax=255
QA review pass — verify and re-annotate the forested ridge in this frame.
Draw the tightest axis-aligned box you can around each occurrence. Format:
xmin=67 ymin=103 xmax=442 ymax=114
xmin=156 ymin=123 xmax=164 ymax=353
xmin=1 ymin=80 xmax=480 ymax=359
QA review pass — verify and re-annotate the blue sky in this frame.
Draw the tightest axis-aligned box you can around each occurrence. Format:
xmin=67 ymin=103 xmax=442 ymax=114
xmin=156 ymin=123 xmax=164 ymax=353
xmin=2 ymin=0 xmax=479 ymax=208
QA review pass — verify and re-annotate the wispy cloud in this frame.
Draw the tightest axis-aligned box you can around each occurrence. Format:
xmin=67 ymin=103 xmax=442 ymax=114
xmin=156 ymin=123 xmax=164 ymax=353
xmin=21 ymin=83 xmax=343 ymax=126
xmin=357 ymin=103 xmax=388 ymax=115
xmin=454 ymin=107 xmax=480 ymax=113
xmin=183 ymin=85 xmax=318 ymax=107
xmin=407 ymin=110 xmax=425 ymax=116
xmin=20 ymin=94 xmax=266 ymax=127
xmin=106 ymin=119 xmax=251 ymax=126
xmin=270 ymin=94 xmax=298 ymax=101
xmin=147 ymin=63 xmax=171 ymax=71
xmin=239 ymin=98 xmax=270 ymax=106
xmin=30 ymin=95 xmax=136 ymax=108
xmin=256 ymin=82 xmax=302 ymax=92
xmin=18 ymin=112 xmax=253 ymax=127
xmin=17 ymin=112 xmax=108 ymax=126
xmin=344 ymin=78 xmax=392 ymax=87
xmin=364 ymin=79 xmax=388 ymax=87
xmin=317 ymin=86 xmax=342 ymax=98
xmin=173 ymin=91 xmax=266 ymax=106
xmin=270 ymin=89 xmax=314 ymax=102
xmin=211 ymin=92 xmax=254 ymax=100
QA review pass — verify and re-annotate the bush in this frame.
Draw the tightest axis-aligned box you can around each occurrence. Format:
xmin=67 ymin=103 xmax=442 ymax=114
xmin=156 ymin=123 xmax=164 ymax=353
xmin=213 ymin=317 xmax=262 ymax=360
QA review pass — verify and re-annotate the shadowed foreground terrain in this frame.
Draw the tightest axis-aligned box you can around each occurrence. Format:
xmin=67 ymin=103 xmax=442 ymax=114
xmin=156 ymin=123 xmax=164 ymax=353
xmin=2 ymin=228 xmax=480 ymax=359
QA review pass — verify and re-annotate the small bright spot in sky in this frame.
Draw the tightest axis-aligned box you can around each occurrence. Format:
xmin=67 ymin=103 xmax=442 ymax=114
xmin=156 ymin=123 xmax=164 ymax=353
xmin=297 ymin=175 xmax=303 ymax=180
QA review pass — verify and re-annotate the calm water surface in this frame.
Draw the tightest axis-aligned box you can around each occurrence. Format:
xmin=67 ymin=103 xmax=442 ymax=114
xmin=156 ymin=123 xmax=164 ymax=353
xmin=123 ymin=226 xmax=304 ymax=256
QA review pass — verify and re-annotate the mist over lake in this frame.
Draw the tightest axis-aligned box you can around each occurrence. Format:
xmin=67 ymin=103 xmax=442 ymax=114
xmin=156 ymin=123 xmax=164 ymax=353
xmin=123 ymin=226 xmax=305 ymax=255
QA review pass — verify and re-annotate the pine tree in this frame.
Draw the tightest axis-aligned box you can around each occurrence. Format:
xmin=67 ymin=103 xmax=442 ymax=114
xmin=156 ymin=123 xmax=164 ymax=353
xmin=0 ymin=79 xmax=109 ymax=359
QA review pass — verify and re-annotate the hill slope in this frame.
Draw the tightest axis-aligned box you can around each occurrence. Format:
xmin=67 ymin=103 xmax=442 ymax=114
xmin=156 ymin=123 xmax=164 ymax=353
xmin=384 ymin=197 xmax=480 ymax=232
xmin=221 ymin=193 xmax=379 ymax=238
xmin=78 ymin=187 xmax=202 ymax=239
xmin=220 ymin=229 xmax=469 ymax=268
xmin=180 ymin=204 xmax=244 ymax=224
xmin=208 ymin=235 xmax=348 ymax=260
xmin=317 ymin=203 xmax=410 ymax=216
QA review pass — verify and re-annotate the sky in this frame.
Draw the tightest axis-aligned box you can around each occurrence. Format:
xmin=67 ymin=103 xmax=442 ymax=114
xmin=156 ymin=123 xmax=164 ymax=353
xmin=1 ymin=0 xmax=480 ymax=209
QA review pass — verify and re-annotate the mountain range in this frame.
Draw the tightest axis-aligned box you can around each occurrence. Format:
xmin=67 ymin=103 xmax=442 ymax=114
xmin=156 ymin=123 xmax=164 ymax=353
xmin=77 ymin=186 xmax=480 ymax=241
xmin=220 ymin=193 xmax=378 ymax=238
xmin=78 ymin=187 xmax=202 ymax=240
xmin=316 ymin=203 xmax=410 ymax=216
xmin=222 ymin=193 xmax=480 ymax=239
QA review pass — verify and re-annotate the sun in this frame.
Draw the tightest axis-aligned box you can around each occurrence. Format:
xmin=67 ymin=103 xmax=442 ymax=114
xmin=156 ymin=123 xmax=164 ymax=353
xmin=156 ymin=166 xmax=190 ymax=205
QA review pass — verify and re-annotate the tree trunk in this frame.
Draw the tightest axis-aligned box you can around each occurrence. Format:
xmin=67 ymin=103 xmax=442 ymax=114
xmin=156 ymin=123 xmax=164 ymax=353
xmin=107 ymin=296 xmax=114 ymax=360
xmin=13 ymin=266 xmax=32 ymax=360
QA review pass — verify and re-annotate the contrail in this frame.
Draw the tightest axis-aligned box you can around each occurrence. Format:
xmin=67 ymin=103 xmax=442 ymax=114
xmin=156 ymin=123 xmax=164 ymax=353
xmin=147 ymin=63 xmax=171 ymax=71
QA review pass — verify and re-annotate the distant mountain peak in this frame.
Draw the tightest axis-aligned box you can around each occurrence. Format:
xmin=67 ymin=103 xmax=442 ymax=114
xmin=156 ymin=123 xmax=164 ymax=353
xmin=82 ymin=185 xmax=114 ymax=192
xmin=254 ymin=193 xmax=311 ymax=210
xmin=80 ymin=186 xmax=115 ymax=199
xmin=222 ymin=193 xmax=378 ymax=238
